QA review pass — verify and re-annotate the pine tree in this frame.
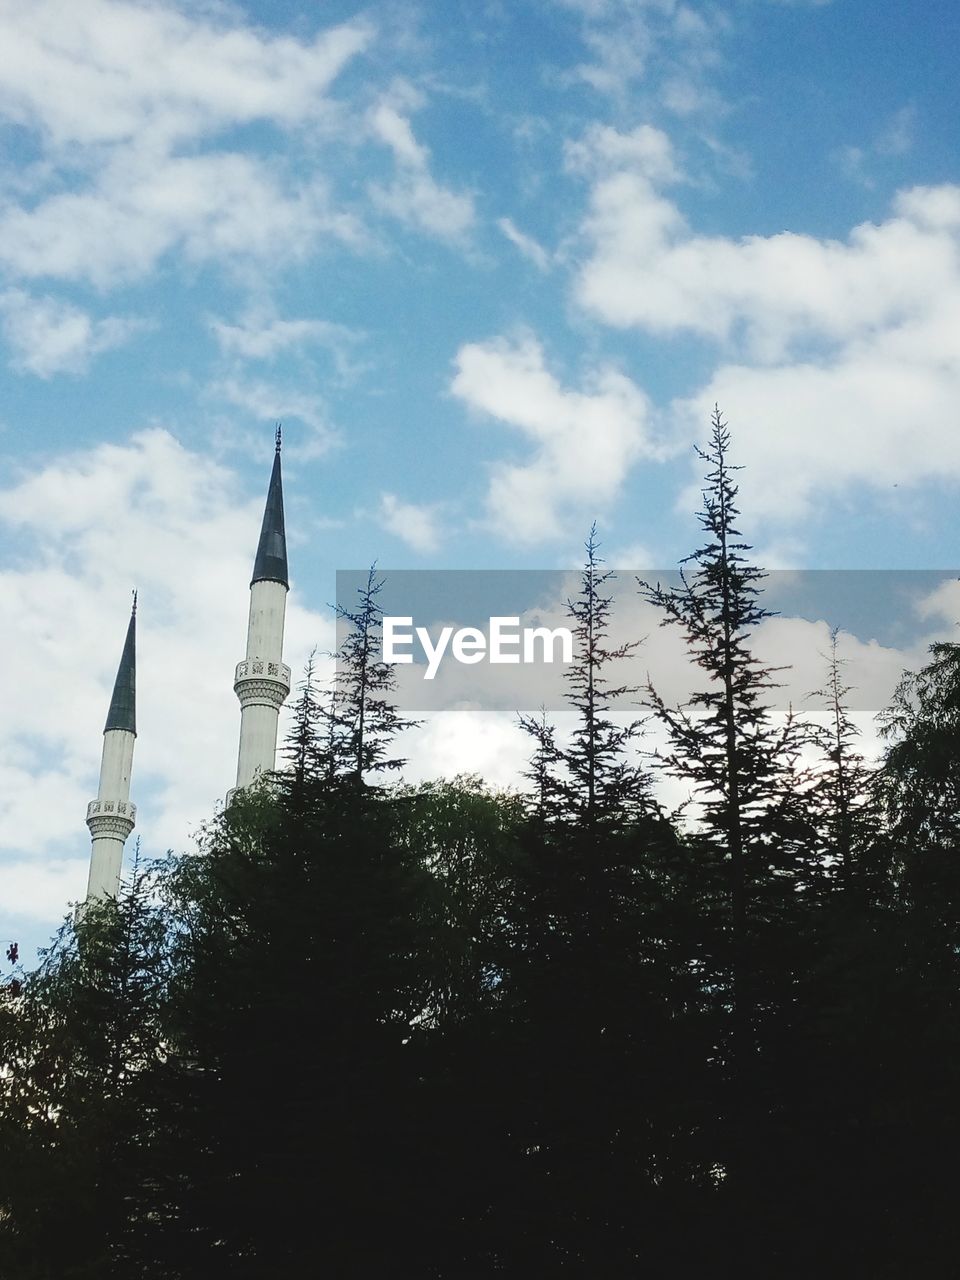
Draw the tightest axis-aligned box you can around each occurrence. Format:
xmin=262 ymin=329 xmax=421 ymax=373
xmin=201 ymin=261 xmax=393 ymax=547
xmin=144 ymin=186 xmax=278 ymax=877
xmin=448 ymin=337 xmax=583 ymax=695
xmin=518 ymin=527 xmax=653 ymax=833
xmin=331 ymin=565 xmax=418 ymax=783
xmin=808 ymin=627 xmax=879 ymax=893
xmin=152 ymin=605 xmax=439 ymax=1276
xmin=638 ymin=408 xmax=809 ymax=1010
xmin=519 ymin=705 xmax=565 ymax=828
xmin=636 ymin=410 xmax=821 ymax=1256
xmin=562 ymin=523 xmax=653 ymax=826
xmin=280 ymin=649 xmax=325 ymax=789
xmin=504 ymin=529 xmax=704 ymax=1273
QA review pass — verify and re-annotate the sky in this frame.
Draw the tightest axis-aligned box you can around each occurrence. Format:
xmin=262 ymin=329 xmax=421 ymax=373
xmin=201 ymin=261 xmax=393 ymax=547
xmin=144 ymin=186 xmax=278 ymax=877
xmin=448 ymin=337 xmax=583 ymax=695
xmin=2 ymin=0 xmax=960 ymax=960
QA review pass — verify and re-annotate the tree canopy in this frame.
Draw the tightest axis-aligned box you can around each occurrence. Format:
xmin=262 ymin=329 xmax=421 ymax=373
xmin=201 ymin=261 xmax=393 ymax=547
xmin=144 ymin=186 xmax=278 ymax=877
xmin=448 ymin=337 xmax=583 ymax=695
xmin=4 ymin=419 xmax=960 ymax=1277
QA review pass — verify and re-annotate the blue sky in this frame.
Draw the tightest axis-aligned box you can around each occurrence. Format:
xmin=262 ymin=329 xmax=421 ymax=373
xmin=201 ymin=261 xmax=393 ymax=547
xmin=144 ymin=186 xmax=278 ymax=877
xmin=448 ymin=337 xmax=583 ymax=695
xmin=2 ymin=0 xmax=960 ymax=955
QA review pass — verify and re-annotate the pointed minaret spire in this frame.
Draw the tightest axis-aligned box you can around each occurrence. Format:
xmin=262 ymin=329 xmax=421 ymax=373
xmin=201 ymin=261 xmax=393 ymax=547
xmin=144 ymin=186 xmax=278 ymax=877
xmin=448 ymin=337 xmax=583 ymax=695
xmin=85 ymin=595 xmax=138 ymax=900
xmin=251 ymin=425 xmax=288 ymax=589
xmin=230 ymin=430 xmax=291 ymax=800
xmin=104 ymin=591 xmax=137 ymax=734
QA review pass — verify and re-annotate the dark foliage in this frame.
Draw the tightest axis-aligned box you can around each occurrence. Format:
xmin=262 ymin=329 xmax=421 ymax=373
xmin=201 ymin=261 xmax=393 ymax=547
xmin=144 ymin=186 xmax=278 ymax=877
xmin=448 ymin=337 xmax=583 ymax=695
xmin=4 ymin=415 xmax=960 ymax=1277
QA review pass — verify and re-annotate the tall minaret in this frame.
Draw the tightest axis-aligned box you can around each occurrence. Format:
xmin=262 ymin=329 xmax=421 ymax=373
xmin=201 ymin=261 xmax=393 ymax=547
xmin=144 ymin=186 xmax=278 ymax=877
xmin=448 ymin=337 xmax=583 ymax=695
xmin=230 ymin=427 xmax=291 ymax=798
xmin=85 ymin=595 xmax=138 ymax=901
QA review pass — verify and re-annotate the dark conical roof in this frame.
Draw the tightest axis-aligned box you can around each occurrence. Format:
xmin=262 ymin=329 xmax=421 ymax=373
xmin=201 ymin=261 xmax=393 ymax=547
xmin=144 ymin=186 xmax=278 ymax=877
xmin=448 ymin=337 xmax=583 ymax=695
xmin=104 ymin=598 xmax=136 ymax=736
xmin=251 ymin=439 xmax=288 ymax=588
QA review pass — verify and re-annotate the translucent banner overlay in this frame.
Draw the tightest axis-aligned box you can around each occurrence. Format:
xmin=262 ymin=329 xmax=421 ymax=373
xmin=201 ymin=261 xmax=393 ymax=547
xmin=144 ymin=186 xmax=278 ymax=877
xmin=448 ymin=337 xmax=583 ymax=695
xmin=335 ymin=569 xmax=960 ymax=713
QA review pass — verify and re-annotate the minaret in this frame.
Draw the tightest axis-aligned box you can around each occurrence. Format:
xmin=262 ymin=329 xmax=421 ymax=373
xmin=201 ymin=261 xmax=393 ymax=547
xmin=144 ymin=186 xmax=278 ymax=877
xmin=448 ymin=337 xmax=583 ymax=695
xmin=85 ymin=594 xmax=138 ymax=901
xmin=230 ymin=427 xmax=291 ymax=798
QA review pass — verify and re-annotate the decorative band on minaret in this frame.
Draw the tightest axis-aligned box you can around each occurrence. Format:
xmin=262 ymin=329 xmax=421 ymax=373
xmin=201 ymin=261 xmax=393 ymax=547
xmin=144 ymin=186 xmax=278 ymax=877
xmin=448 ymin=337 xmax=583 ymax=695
xmin=86 ymin=593 xmax=138 ymax=901
xmin=230 ymin=426 xmax=291 ymax=799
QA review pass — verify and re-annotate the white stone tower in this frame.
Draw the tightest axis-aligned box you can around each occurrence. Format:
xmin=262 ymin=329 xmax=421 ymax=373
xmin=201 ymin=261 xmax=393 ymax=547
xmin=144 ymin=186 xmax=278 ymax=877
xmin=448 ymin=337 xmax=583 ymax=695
xmin=85 ymin=594 xmax=138 ymax=901
xmin=230 ymin=427 xmax=291 ymax=798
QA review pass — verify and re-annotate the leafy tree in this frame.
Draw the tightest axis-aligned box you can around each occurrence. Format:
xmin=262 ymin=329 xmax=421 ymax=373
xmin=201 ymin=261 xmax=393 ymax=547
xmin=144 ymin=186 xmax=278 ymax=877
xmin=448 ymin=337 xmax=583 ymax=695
xmin=765 ymin=640 xmax=960 ymax=1278
xmin=0 ymin=852 xmax=171 ymax=1278
xmin=879 ymin=639 xmax=960 ymax=859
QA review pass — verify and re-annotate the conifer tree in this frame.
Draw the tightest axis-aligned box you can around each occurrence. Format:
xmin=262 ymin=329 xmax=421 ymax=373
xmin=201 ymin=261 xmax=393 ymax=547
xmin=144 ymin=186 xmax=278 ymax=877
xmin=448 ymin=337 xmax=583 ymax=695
xmin=331 ymin=565 xmax=417 ymax=783
xmin=153 ymin=594 xmax=435 ymax=1276
xmin=505 ymin=529 xmax=703 ymax=1273
xmin=635 ymin=410 xmax=820 ymax=1250
xmin=808 ymin=628 xmax=878 ymax=893
xmin=638 ymin=409 xmax=808 ymax=1006
xmin=519 ymin=706 xmax=565 ymax=828
xmin=520 ymin=525 xmax=651 ymax=831
xmin=281 ymin=649 xmax=324 ymax=789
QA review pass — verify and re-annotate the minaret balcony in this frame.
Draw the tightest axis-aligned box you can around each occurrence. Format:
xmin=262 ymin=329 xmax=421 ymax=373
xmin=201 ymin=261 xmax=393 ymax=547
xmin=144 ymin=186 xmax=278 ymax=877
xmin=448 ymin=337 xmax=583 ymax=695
xmin=234 ymin=659 xmax=291 ymax=710
xmin=86 ymin=799 xmax=136 ymax=841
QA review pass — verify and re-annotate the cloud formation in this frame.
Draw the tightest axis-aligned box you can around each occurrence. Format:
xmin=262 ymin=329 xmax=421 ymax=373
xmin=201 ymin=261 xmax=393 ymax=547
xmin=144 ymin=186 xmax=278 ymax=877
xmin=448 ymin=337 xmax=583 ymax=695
xmin=452 ymin=334 xmax=662 ymax=543
xmin=496 ymin=218 xmax=551 ymax=271
xmin=0 ymin=288 xmax=144 ymax=376
xmin=0 ymin=3 xmax=374 ymax=289
xmin=568 ymin=123 xmax=960 ymax=522
xmin=378 ymin=492 xmax=443 ymax=554
xmin=0 ymin=1 xmax=371 ymax=148
xmin=367 ymin=84 xmax=475 ymax=241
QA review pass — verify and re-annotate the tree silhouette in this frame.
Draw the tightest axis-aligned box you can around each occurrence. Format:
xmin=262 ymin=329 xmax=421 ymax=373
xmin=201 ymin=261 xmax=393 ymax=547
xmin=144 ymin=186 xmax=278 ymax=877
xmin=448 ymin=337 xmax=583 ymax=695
xmin=331 ymin=565 xmax=418 ymax=783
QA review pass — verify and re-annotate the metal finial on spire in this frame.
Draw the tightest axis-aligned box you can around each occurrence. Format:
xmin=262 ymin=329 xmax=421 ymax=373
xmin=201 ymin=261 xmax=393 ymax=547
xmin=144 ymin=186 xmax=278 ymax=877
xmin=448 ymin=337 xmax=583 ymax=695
xmin=275 ymin=422 xmax=282 ymax=454
xmin=132 ymin=588 xmax=138 ymax=615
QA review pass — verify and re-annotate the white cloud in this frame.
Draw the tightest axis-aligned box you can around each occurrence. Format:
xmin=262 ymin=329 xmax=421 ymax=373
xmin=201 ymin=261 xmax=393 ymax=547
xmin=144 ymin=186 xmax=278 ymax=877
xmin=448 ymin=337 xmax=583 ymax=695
xmin=451 ymin=334 xmax=664 ymax=543
xmin=0 ymin=430 xmax=333 ymax=931
xmin=0 ymin=149 xmax=364 ymax=288
xmin=876 ymin=105 xmax=917 ymax=158
xmin=2 ymin=859 xmax=91 ymax=925
xmin=576 ymin=157 xmax=957 ymax=358
xmin=210 ymin=312 xmax=361 ymax=365
xmin=835 ymin=105 xmax=918 ymax=188
xmin=367 ymin=85 xmax=475 ymax=241
xmin=668 ymin=344 xmax=960 ymax=522
xmin=398 ymin=712 xmax=530 ymax=790
xmin=496 ymin=217 xmax=550 ymax=270
xmin=0 ymin=1 xmax=372 ymax=150
xmin=565 ymin=121 xmax=680 ymax=184
xmin=551 ymin=0 xmax=727 ymax=111
xmin=210 ymin=377 xmax=338 ymax=460
xmin=369 ymin=88 xmax=429 ymax=166
xmin=378 ymin=492 xmax=443 ymax=554
xmin=568 ymin=125 xmax=960 ymax=521
xmin=607 ymin=539 xmax=654 ymax=569
xmin=752 ymin=615 xmax=921 ymax=715
xmin=915 ymin=577 xmax=960 ymax=627
xmin=0 ymin=288 xmax=144 ymax=375
xmin=0 ymin=3 xmax=373 ymax=288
